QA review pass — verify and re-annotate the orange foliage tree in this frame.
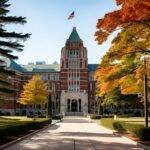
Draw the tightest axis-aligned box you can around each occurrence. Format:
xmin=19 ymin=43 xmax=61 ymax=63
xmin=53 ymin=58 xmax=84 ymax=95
xmin=95 ymin=0 xmax=150 ymax=98
xmin=95 ymin=0 xmax=150 ymax=44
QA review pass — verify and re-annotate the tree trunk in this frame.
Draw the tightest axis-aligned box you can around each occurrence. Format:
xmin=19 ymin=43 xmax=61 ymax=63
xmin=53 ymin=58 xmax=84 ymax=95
xmin=47 ymin=94 xmax=52 ymax=118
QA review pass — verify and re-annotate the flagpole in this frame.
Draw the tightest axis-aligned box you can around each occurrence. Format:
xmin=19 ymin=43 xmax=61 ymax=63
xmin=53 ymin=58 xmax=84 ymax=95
xmin=68 ymin=11 xmax=75 ymax=28
xmin=73 ymin=13 xmax=76 ymax=28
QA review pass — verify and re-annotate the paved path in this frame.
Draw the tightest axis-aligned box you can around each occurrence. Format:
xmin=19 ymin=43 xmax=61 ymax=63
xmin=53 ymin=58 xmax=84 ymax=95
xmin=5 ymin=117 xmax=144 ymax=150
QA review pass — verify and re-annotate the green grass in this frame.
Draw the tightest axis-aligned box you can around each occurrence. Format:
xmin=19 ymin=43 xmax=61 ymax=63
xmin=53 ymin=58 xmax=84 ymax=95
xmin=93 ymin=117 xmax=150 ymax=129
xmin=0 ymin=116 xmax=51 ymax=143
xmin=116 ymin=117 xmax=150 ymax=126
xmin=100 ymin=118 xmax=115 ymax=130
xmin=94 ymin=117 xmax=150 ymax=141
xmin=0 ymin=116 xmax=49 ymax=130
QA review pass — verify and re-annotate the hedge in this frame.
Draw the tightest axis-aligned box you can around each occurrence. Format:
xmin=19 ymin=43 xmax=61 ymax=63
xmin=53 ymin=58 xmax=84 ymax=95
xmin=112 ymin=121 xmax=150 ymax=141
xmin=0 ymin=119 xmax=52 ymax=141
xmin=90 ymin=115 xmax=102 ymax=120
xmin=100 ymin=118 xmax=150 ymax=141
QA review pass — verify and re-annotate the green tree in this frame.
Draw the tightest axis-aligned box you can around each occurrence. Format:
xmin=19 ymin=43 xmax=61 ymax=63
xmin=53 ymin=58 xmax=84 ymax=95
xmin=0 ymin=0 xmax=30 ymax=102
xmin=102 ymin=87 xmax=137 ymax=109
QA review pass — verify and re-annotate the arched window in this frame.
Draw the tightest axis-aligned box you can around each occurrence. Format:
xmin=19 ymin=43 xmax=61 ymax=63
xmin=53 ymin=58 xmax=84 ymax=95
xmin=79 ymin=99 xmax=82 ymax=112
xmin=67 ymin=99 xmax=70 ymax=112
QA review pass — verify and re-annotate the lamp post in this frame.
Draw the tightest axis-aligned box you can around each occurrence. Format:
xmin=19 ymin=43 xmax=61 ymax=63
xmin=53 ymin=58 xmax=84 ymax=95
xmin=140 ymin=55 xmax=150 ymax=128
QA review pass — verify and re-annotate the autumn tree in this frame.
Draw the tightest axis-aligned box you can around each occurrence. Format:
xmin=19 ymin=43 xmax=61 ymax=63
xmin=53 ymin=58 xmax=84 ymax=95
xmin=95 ymin=0 xmax=150 ymax=44
xmin=18 ymin=75 xmax=48 ymax=116
xmin=0 ymin=0 xmax=30 ymax=102
xmin=95 ymin=0 xmax=150 ymax=98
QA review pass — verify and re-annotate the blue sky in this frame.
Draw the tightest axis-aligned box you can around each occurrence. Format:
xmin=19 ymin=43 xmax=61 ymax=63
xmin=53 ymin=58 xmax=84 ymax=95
xmin=8 ymin=0 xmax=117 ymax=64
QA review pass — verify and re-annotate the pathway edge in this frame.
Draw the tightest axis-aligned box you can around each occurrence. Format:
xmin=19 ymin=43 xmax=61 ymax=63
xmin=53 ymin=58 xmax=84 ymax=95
xmin=0 ymin=120 xmax=60 ymax=150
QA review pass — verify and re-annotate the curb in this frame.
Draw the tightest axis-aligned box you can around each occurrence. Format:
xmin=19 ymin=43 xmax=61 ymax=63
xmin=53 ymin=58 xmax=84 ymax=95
xmin=0 ymin=120 xmax=60 ymax=150
xmin=113 ymin=132 xmax=150 ymax=150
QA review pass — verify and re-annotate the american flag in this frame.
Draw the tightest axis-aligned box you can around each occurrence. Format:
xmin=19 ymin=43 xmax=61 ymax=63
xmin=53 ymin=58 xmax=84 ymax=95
xmin=68 ymin=12 xmax=75 ymax=20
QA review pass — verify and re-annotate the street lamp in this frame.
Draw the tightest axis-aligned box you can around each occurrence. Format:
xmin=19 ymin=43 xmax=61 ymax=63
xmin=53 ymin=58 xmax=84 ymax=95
xmin=140 ymin=55 xmax=150 ymax=127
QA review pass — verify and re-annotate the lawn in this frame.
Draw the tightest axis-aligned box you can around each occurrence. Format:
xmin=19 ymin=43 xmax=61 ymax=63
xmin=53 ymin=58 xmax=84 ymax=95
xmin=0 ymin=116 xmax=49 ymax=129
xmin=116 ymin=117 xmax=150 ymax=126
xmin=0 ymin=116 xmax=51 ymax=145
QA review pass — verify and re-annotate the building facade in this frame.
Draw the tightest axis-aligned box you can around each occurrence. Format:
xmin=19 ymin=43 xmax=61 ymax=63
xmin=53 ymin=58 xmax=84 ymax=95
xmin=0 ymin=27 xmax=98 ymax=116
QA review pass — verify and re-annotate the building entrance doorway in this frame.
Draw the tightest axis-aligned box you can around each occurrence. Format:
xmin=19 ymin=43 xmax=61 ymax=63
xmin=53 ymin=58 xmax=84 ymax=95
xmin=71 ymin=99 xmax=78 ymax=112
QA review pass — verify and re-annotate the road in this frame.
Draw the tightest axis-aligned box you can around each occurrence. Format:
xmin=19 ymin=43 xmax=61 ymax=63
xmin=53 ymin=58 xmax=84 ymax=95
xmin=5 ymin=117 xmax=144 ymax=150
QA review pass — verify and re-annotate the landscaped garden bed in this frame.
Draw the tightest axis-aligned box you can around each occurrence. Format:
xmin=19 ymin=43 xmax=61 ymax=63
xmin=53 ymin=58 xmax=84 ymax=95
xmin=0 ymin=116 xmax=51 ymax=145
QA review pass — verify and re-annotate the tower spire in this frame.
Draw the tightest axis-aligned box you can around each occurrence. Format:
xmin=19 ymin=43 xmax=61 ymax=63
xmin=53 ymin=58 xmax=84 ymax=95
xmin=67 ymin=27 xmax=82 ymax=43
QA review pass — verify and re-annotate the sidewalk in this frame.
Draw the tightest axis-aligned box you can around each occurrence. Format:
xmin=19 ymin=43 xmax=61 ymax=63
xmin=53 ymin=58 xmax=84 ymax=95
xmin=5 ymin=117 xmax=144 ymax=150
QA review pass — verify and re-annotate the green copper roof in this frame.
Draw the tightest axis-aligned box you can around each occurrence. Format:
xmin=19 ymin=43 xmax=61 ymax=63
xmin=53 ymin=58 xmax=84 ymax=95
xmin=21 ymin=63 xmax=60 ymax=72
xmin=9 ymin=60 xmax=26 ymax=72
xmin=67 ymin=27 xmax=82 ymax=43
xmin=8 ymin=60 xmax=60 ymax=73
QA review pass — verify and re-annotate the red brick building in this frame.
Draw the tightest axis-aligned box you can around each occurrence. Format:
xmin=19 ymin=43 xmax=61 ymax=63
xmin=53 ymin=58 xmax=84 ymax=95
xmin=0 ymin=28 xmax=98 ymax=116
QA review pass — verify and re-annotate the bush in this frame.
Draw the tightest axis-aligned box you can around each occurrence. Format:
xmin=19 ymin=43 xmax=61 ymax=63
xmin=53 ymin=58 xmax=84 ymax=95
xmin=0 ymin=119 xmax=51 ymax=141
xmin=112 ymin=121 xmax=150 ymax=141
xmin=5 ymin=112 xmax=11 ymax=116
xmin=52 ymin=114 xmax=63 ymax=120
xmin=100 ymin=118 xmax=150 ymax=141
xmin=90 ymin=115 xmax=101 ymax=119
xmin=102 ymin=115 xmax=114 ymax=118
xmin=118 ymin=114 xmax=135 ymax=118
xmin=113 ymin=121 xmax=126 ymax=132
xmin=139 ymin=127 xmax=150 ymax=141
xmin=0 ymin=111 xmax=4 ymax=116
xmin=21 ymin=110 xmax=27 ymax=116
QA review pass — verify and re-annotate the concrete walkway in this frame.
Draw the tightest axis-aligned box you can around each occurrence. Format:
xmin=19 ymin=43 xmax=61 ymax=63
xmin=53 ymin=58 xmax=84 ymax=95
xmin=5 ymin=117 xmax=144 ymax=150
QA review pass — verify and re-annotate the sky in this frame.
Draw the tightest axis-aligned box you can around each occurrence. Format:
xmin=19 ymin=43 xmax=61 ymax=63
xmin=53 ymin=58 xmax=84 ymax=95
xmin=8 ymin=0 xmax=118 ymax=65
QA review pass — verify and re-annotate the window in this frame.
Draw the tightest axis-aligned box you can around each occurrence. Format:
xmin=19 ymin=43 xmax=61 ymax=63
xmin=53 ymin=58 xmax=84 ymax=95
xmin=80 ymin=62 xmax=82 ymax=68
xmin=66 ymin=61 xmax=68 ymax=68
xmin=42 ymin=74 xmax=48 ymax=81
xmin=68 ymin=50 xmax=79 ymax=58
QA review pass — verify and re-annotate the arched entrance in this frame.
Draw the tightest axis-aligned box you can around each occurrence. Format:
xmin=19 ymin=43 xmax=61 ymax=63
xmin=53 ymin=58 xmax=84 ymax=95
xmin=71 ymin=99 xmax=78 ymax=112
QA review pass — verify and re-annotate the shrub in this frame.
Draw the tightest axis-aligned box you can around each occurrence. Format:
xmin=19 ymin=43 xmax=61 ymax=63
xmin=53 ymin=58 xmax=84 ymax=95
xmin=112 ymin=121 xmax=150 ymax=141
xmin=100 ymin=118 xmax=150 ymax=141
xmin=113 ymin=121 xmax=126 ymax=132
xmin=21 ymin=110 xmax=27 ymax=116
xmin=5 ymin=112 xmax=11 ymax=116
xmin=0 ymin=119 xmax=51 ymax=141
xmin=0 ymin=111 xmax=4 ymax=116
xmin=101 ymin=115 xmax=114 ymax=118
xmin=90 ymin=115 xmax=101 ymax=119
xmin=139 ymin=127 xmax=150 ymax=141
xmin=118 ymin=114 xmax=135 ymax=118
xmin=52 ymin=115 xmax=63 ymax=120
